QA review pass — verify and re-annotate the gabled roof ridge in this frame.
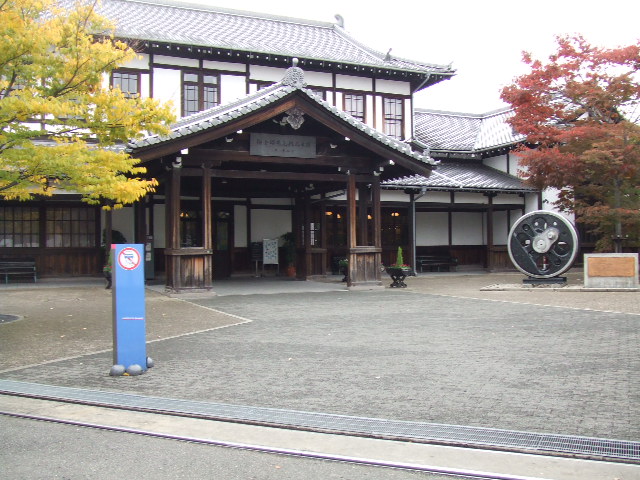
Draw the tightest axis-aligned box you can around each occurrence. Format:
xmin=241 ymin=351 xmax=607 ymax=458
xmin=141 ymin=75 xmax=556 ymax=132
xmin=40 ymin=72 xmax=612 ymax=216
xmin=116 ymin=0 xmax=336 ymax=29
xmin=331 ymin=27 xmax=454 ymax=73
xmin=415 ymin=106 xmax=512 ymax=119
xmin=130 ymin=68 xmax=435 ymax=167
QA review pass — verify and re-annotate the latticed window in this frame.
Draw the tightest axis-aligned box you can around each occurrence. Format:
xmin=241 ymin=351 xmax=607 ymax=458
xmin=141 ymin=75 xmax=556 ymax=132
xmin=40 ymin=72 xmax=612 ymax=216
xmin=0 ymin=207 xmax=40 ymax=247
xmin=183 ymin=71 xmax=219 ymax=116
xmin=344 ymin=93 xmax=365 ymax=121
xmin=45 ymin=207 xmax=97 ymax=248
xmin=112 ymin=71 xmax=140 ymax=98
xmin=383 ymin=97 xmax=403 ymax=140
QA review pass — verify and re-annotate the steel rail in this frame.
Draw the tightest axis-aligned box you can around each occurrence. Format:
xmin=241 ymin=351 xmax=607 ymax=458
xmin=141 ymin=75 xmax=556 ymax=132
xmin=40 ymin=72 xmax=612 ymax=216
xmin=0 ymin=409 xmax=547 ymax=480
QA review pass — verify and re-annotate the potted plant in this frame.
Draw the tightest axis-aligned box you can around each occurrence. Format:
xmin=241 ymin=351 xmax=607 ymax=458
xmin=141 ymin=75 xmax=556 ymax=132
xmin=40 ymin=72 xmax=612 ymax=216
xmin=338 ymin=258 xmax=348 ymax=282
xmin=281 ymin=232 xmax=296 ymax=277
xmin=103 ymin=252 xmax=113 ymax=289
xmin=385 ymin=246 xmax=411 ymax=288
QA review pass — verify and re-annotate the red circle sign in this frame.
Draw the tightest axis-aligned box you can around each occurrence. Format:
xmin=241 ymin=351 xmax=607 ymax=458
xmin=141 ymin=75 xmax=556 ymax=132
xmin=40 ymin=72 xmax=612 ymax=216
xmin=118 ymin=247 xmax=141 ymax=271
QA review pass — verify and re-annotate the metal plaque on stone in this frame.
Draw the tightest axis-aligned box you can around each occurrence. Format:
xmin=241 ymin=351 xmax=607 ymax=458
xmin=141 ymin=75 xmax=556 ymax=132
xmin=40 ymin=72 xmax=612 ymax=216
xmin=250 ymin=133 xmax=316 ymax=158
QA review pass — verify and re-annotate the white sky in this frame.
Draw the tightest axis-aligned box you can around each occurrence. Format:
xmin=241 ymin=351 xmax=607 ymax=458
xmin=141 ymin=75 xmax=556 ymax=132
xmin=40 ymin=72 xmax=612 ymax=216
xmin=178 ymin=0 xmax=639 ymax=114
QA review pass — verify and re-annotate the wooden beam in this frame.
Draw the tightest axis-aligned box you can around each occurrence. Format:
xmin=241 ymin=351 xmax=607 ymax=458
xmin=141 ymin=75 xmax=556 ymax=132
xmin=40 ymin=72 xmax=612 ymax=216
xmin=188 ymin=149 xmax=373 ymax=169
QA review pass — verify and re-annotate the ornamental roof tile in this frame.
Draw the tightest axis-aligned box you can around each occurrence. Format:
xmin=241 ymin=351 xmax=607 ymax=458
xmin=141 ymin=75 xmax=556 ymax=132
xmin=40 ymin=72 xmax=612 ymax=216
xmin=93 ymin=0 xmax=454 ymax=78
xmin=383 ymin=161 xmax=536 ymax=193
xmin=414 ymin=108 xmax=524 ymax=153
xmin=128 ymin=69 xmax=435 ymax=167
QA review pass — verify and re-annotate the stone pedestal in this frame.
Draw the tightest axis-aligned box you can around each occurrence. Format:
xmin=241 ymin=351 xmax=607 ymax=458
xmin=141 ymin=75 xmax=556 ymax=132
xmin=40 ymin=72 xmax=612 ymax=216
xmin=584 ymin=253 xmax=639 ymax=289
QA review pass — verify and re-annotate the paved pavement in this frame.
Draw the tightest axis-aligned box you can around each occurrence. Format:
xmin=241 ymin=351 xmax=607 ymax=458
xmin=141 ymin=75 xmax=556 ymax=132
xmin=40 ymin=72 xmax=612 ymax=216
xmin=1 ymin=270 xmax=639 ymax=478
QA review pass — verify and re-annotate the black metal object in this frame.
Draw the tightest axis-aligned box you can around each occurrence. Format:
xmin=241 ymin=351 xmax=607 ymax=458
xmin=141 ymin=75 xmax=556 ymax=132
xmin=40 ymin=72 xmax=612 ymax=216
xmin=386 ymin=267 xmax=408 ymax=288
xmin=508 ymin=211 xmax=579 ymax=279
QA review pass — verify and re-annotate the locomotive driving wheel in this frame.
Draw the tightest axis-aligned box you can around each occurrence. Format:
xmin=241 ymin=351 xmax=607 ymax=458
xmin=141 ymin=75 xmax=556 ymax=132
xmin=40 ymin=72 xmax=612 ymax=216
xmin=508 ymin=211 xmax=579 ymax=279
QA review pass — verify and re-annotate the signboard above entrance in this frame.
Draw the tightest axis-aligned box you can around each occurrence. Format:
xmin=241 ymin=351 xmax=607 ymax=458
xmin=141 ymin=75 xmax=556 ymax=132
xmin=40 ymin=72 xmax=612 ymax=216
xmin=250 ymin=133 xmax=316 ymax=158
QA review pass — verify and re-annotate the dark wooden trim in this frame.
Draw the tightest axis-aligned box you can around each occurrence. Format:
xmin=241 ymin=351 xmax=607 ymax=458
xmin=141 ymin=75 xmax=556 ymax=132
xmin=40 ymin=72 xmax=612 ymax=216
xmin=188 ymin=149 xmax=372 ymax=169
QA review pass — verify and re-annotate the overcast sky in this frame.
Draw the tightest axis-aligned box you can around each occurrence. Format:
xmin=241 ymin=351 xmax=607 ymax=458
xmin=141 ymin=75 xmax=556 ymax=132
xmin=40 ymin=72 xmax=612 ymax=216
xmin=181 ymin=0 xmax=639 ymax=114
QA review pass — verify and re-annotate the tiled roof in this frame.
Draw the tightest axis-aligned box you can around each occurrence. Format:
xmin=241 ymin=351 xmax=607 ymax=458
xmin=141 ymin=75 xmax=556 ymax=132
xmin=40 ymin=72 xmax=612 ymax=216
xmin=92 ymin=0 xmax=454 ymax=79
xmin=129 ymin=67 xmax=436 ymax=167
xmin=383 ymin=161 xmax=536 ymax=193
xmin=414 ymin=108 xmax=524 ymax=154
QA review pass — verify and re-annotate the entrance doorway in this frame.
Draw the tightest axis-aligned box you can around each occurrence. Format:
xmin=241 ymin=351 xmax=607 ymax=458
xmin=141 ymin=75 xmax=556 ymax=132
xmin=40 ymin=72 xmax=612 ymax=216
xmin=213 ymin=205 xmax=233 ymax=279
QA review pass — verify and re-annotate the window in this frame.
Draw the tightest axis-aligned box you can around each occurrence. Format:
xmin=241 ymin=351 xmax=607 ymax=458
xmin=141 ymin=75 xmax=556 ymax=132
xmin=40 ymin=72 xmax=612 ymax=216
xmin=343 ymin=93 xmax=365 ymax=121
xmin=45 ymin=207 xmax=96 ymax=248
xmin=112 ymin=71 xmax=140 ymax=98
xmin=183 ymin=71 xmax=219 ymax=116
xmin=0 ymin=207 xmax=40 ymax=247
xmin=383 ymin=97 xmax=404 ymax=140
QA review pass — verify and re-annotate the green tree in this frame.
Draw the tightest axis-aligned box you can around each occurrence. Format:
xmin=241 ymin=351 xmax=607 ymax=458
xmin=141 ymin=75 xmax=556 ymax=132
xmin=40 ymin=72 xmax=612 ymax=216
xmin=501 ymin=35 xmax=640 ymax=251
xmin=0 ymin=0 xmax=175 ymax=208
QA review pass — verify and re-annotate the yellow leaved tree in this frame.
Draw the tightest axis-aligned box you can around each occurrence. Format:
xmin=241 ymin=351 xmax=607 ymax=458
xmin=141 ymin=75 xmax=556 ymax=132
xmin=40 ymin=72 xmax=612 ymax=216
xmin=0 ymin=0 xmax=175 ymax=208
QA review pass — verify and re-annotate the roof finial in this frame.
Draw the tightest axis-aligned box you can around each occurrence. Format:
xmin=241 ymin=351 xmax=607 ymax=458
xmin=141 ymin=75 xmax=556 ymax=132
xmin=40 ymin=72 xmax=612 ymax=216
xmin=334 ymin=14 xmax=344 ymax=28
xmin=282 ymin=60 xmax=306 ymax=88
xmin=385 ymin=48 xmax=392 ymax=61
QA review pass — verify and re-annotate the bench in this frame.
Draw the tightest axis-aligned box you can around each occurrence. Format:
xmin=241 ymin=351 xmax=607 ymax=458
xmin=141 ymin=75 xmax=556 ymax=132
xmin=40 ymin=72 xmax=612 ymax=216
xmin=0 ymin=259 xmax=37 ymax=284
xmin=416 ymin=255 xmax=458 ymax=273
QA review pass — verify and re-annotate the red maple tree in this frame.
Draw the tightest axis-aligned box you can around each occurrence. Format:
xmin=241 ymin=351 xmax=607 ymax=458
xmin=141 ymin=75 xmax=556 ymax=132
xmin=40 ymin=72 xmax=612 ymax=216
xmin=501 ymin=35 xmax=640 ymax=251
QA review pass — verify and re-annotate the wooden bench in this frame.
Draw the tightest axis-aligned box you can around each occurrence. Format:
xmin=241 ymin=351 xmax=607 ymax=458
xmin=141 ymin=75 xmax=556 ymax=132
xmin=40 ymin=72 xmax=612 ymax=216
xmin=416 ymin=255 xmax=458 ymax=273
xmin=0 ymin=259 xmax=37 ymax=284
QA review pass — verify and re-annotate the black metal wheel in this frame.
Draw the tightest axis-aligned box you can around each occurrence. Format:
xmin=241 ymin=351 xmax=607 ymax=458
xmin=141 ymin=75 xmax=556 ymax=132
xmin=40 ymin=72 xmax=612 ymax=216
xmin=508 ymin=211 xmax=579 ymax=279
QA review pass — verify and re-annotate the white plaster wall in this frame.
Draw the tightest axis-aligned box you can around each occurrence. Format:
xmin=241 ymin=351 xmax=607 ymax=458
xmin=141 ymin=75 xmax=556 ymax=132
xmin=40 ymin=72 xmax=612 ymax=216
xmin=336 ymin=74 xmax=372 ymax=91
xmin=493 ymin=210 xmax=509 ymax=245
xmin=404 ymin=98 xmax=412 ymax=139
xmin=380 ymin=190 xmax=409 ymax=202
xmin=140 ymin=73 xmax=150 ymax=98
xmin=111 ymin=207 xmax=135 ymax=243
xmin=153 ymin=55 xmax=198 ymax=68
xmin=251 ymin=209 xmax=291 ymax=242
xmin=374 ymin=96 xmax=383 ymax=130
xmin=250 ymin=65 xmax=286 ymax=83
xmin=524 ymin=192 xmax=539 ymax=213
xmin=417 ymin=191 xmax=450 ymax=204
xmin=305 ymin=71 xmax=333 ymax=88
xmin=153 ymin=68 xmax=181 ymax=118
xmin=153 ymin=204 xmax=166 ymax=248
xmin=376 ymin=79 xmax=411 ymax=95
xmin=452 ymin=212 xmax=484 ymax=245
xmin=366 ymin=95 xmax=374 ymax=125
xmin=220 ymin=74 xmax=247 ymax=105
xmin=202 ymin=59 xmax=245 ymax=72
xmin=453 ymin=192 xmax=487 ymax=204
xmin=484 ymin=154 xmax=508 ymax=173
xmin=403 ymin=98 xmax=413 ymax=139
xmin=325 ymin=90 xmax=335 ymax=107
xmin=124 ymin=54 xmax=150 ymax=70
xmin=234 ymin=205 xmax=247 ymax=248
xmin=416 ymin=212 xmax=448 ymax=246
xmin=493 ymin=193 xmax=524 ymax=205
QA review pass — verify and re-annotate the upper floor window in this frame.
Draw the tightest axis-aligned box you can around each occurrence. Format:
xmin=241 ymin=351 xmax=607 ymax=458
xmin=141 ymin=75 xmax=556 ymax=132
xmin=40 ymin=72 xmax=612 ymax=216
xmin=112 ymin=71 xmax=140 ymax=98
xmin=383 ymin=97 xmax=404 ymax=140
xmin=183 ymin=71 xmax=219 ymax=117
xmin=343 ymin=93 xmax=365 ymax=122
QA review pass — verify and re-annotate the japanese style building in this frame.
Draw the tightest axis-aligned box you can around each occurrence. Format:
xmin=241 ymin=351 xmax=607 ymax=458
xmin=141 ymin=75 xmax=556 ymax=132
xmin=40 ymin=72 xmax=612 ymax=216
xmin=0 ymin=0 xmax=540 ymax=289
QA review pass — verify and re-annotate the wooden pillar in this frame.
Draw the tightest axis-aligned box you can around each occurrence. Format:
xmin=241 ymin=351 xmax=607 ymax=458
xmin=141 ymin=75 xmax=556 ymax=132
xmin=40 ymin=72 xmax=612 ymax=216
xmin=372 ymin=176 xmax=382 ymax=278
xmin=134 ymin=198 xmax=146 ymax=244
xmin=304 ymin=193 xmax=312 ymax=277
xmin=202 ymin=166 xmax=212 ymax=287
xmin=346 ymin=174 xmax=357 ymax=286
xmin=486 ymin=194 xmax=495 ymax=271
xmin=320 ymin=197 xmax=328 ymax=275
xmin=357 ymin=184 xmax=369 ymax=246
xmin=166 ymin=166 xmax=181 ymax=289
xmin=409 ymin=192 xmax=416 ymax=275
